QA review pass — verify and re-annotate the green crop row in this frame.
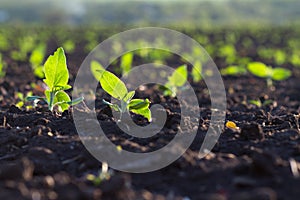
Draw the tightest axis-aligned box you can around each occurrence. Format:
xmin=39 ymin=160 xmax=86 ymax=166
xmin=0 ymin=25 xmax=298 ymax=119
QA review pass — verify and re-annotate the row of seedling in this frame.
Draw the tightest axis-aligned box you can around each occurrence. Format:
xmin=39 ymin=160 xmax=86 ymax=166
xmin=22 ymin=47 xmax=190 ymax=123
xmin=6 ymin=45 xmax=292 ymax=122
xmin=221 ymin=61 xmax=291 ymax=87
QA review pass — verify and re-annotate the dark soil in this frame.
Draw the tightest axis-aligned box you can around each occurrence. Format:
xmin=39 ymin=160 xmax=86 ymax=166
xmin=0 ymin=29 xmax=300 ymax=200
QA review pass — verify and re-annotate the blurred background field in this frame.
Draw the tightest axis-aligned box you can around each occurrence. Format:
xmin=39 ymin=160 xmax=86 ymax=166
xmin=0 ymin=0 xmax=300 ymax=27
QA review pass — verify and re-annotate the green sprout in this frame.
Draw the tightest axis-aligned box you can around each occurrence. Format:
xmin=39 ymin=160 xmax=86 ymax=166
xmin=257 ymin=48 xmax=286 ymax=65
xmin=290 ymin=53 xmax=300 ymax=67
xmin=274 ymin=50 xmax=286 ymax=65
xmin=191 ymin=61 xmax=202 ymax=82
xmin=91 ymin=61 xmax=151 ymax=122
xmin=0 ymin=53 xmax=6 ymax=78
xmin=163 ymin=64 xmax=188 ymax=97
xmin=218 ymin=44 xmax=237 ymax=64
xmin=247 ymin=62 xmax=291 ymax=87
xmin=221 ymin=65 xmax=247 ymax=76
xmin=11 ymin=35 xmax=36 ymax=61
xmin=30 ymin=43 xmax=46 ymax=78
xmin=86 ymin=162 xmax=111 ymax=186
xmin=120 ymin=52 xmax=133 ymax=75
xmin=26 ymin=47 xmax=83 ymax=112
xmin=16 ymin=91 xmax=33 ymax=109
xmin=0 ymin=33 xmax=9 ymax=51
xmin=248 ymin=99 xmax=273 ymax=107
xmin=148 ymin=49 xmax=172 ymax=63
xmin=257 ymin=48 xmax=273 ymax=60
xmin=62 ymin=40 xmax=75 ymax=53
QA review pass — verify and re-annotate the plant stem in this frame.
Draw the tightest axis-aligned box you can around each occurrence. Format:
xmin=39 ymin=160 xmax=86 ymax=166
xmin=267 ymin=78 xmax=273 ymax=88
xmin=119 ymin=112 xmax=123 ymax=122
xmin=49 ymin=91 xmax=55 ymax=111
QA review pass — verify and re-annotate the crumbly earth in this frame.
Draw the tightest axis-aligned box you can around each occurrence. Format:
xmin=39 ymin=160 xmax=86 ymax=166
xmin=0 ymin=66 xmax=299 ymax=200
xmin=0 ymin=29 xmax=300 ymax=200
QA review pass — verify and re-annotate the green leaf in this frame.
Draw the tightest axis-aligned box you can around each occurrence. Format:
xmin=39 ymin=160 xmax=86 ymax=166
xmin=26 ymin=96 xmax=46 ymax=102
xmin=62 ymin=85 xmax=72 ymax=90
xmin=55 ymin=91 xmax=71 ymax=102
xmin=30 ymin=44 xmax=45 ymax=67
xmin=90 ymin=60 xmax=105 ymax=81
xmin=99 ymin=70 xmax=128 ymax=100
xmin=247 ymin=62 xmax=271 ymax=78
xmin=16 ymin=101 xmax=24 ymax=108
xmin=168 ymin=64 xmax=188 ymax=87
xmin=163 ymin=83 xmax=177 ymax=97
xmin=262 ymin=99 xmax=273 ymax=106
xmin=43 ymin=47 xmax=71 ymax=91
xmin=17 ymin=92 xmax=24 ymax=100
xmin=110 ymin=104 xmax=122 ymax=112
xmin=102 ymin=99 xmax=121 ymax=112
xmin=128 ymin=99 xmax=150 ymax=110
xmin=163 ymin=88 xmax=174 ymax=97
xmin=53 ymin=91 xmax=71 ymax=112
xmin=221 ymin=65 xmax=247 ymax=76
xmin=122 ymin=91 xmax=135 ymax=103
xmin=120 ymin=52 xmax=133 ymax=74
xmin=102 ymin=99 xmax=113 ymax=106
xmin=191 ymin=61 xmax=202 ymax=82
xmin=0 ymin=53 xmax=6 ymax=78
xmin=45 ymin=90 xmax=71 ymax=111
xmin=130 ymin=107 xmax=151 ymax=121
xmin=274 ymin=50 xmax=286 ymax=65
xmin=63 ymin=40 xmax=75 ymax=53
xmin=34 ymin=66 xmax=45 ymax=79
xmin=67 ymin=97 xmax=84 ymax=106
xmin=271 ymin=68 xmax=291 ymax=81
xmin=248 ymin=100 xmax=261 ymax=107
xmin=45 ymin=90 xmax=51 ymax=104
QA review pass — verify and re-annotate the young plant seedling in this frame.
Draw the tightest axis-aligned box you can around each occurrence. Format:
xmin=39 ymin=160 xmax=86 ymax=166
xmin=11 ymin=35 xmax=36 ymax=61
xmin=0 ymin=53 xmax=6 ymax=78
xmin=16 ymin=91 xmax=33 ymax=109
xmin=30 ymin=43 xmax=46 ymax=78
xmin=86 ymin=162 xmax=111 ymax=186
xmin=91 ymin=61 xmax=151 ymax=122
xmin=221 ymin=65 xmax=247 ymax=76
xmin=248 ymin=99 xmax=273 ymax=108
xmin=191 ymin=61 xmax=202 ymax=82
xmin=247 ymin=62 xmax=291 ymax=87
xmin=62 ymin=40 xmax=75 ymax=53
xmin=163 ymin=64 xmax=188 ymax=97
xmin=26 ymin=47 xmax=83 ymax=112
xmin=120 ymin=52 xmax=133 ymax=75
xmin=290 ymin=53 xmax=300 ymax=67
xmin=218 ymin=44 xmax=237 ymax=64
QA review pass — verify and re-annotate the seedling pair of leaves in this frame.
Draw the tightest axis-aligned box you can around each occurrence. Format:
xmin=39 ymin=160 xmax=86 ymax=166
xmin=247 ymin=62 xmax=291 ymax=87
xmin=120 ymin=52 xmax=133 ymax=75
xmin=248 ymin=99 xmax=273 ymax=108
xmin=86 ymin=162 xmax=111 ymax=186
xmin=218 ymin=44 xmax=237 ymax=64
xmin=221 ymin=65 xmax=247 ymax=76
xmin=29 ymin=43 xmax=46 ymax=78
xmin=27 ymin=47 xmax=83 ymax=112
xmin=16 ymin=91 xmax=33 ymax=109
xmin=91 ymin=61 xmax=151 ymax=121
xmin=11 ymin=35 xmax=36 ymax=62
xmin=163 ymin=64 xmax=188 ymax=97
